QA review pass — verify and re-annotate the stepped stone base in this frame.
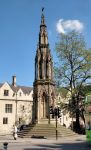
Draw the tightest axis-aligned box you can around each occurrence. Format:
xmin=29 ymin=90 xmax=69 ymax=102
xmin=38 ymin=118 xmax=58 ymax=124
xmin=38 ymin=118 xmax=49 ymax=124
xmin=18 ymin=119 xmax=78 ymax=138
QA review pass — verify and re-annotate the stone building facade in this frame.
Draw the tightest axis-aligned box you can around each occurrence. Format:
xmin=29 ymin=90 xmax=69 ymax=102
xmin=0 ymin=76 xmax=33 ymax=134
xmin=33 ymin=10 xmax=55 ymax=123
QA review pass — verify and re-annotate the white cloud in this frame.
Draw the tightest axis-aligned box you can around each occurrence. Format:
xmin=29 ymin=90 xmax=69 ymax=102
xmin=56 ymin=19 xmax=84 ymax=34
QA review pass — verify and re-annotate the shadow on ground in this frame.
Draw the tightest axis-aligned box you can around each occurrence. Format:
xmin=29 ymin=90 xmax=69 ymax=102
xmin=24 ymin=141 xmax=91 ymax=150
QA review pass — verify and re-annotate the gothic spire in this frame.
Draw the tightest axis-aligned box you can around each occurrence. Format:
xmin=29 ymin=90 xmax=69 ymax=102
xmin=39 ymin=8 xmax=48 ymax=46
xmin=33 ymin=9 xmax=55 ymax=124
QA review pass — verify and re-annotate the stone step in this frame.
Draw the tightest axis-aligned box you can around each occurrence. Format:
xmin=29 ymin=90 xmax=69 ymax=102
xmin=18 ymin=122 xmax=78 ymax=138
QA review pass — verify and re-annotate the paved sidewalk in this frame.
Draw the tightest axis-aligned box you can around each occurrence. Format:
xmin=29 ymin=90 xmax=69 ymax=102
xmin=0 ymin=134 xmax=86 ymax=144
xmin=0 ymin=135 xmax=89 ymax=150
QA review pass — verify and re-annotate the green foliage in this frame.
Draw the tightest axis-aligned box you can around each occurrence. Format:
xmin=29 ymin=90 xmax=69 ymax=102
xmin=82 ymin=85 xmax=91 ymax=95
xmin=56 ymin=87 xmax=68 ymax=98
xmin=55 ymin=31 xmax=91 ymax=96
xmin=55 ymin=31 xmax=91 ymax=127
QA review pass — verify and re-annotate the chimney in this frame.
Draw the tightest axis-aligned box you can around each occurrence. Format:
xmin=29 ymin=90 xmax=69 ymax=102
xmin=12 ymin=75 xmax=16 ymax=87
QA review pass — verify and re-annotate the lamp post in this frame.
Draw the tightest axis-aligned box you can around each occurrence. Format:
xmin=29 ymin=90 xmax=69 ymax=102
xmin=48 ymin=82 xmax=50 ymax=124
xmin=56 ymin=114 xmax=58 ymax=140
xmin=54 ymin=107 xmax=58 ymax=140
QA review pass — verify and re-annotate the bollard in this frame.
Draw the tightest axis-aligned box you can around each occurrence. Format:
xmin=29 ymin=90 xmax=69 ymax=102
xmin=3 ymin=142 xmax=8 ymax=150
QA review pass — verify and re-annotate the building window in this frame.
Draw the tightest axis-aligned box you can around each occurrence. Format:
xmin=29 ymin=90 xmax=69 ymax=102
xmin=19 ymin=118 xmax=22 ymax=124
xmin=5 ymin=104 xmax=13 ymax=113
xmin=19 ymin=92 xmax=22 ymax=96
xmin=4 ymin=90 xmax=9 ymax=96
xmin=22 ymin=105 xmax=25 ymax=110
xmin=3 ymin=117 xmax=8 ymax=124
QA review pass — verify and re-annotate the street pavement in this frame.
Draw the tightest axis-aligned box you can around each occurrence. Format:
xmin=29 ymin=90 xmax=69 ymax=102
xmin=0 ymin=134 xmax=91 ymax=150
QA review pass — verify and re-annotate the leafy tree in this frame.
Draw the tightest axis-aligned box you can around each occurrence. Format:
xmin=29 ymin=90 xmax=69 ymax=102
xmin=55 ymin=31 xmax=91 ymax=132
xmin=82 ymin=85 xmax=91 ymax=95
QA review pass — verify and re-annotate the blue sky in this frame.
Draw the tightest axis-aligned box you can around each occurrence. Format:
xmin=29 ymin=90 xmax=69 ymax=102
xmin=0 ymin=0 xmax=91 ymax=87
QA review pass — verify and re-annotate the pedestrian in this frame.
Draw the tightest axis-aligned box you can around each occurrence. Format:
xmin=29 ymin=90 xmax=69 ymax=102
xmin=13 ymin=124 xmax=17 ymax=140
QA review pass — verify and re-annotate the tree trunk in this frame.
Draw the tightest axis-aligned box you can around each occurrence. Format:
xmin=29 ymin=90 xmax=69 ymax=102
xmin=75 ymin=109 xmax=81 ymax=133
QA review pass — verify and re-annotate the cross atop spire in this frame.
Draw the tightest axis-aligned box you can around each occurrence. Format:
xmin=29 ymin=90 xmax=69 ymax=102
xmin=42 ymin=7 xmax=44 ymax=12
xmin=41 ymin=7 xmax=45 ymax=25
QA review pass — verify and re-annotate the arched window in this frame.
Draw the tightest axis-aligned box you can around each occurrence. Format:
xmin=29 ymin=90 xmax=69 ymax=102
xmin=41 ymin=92 xmax=45 ymax=103
xmin=39 ymin=60 xmax=42 ymax=79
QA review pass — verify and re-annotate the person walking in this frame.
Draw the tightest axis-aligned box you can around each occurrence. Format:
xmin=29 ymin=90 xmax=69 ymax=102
xmin=13 ymin=125 xmax=17 ymax=140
